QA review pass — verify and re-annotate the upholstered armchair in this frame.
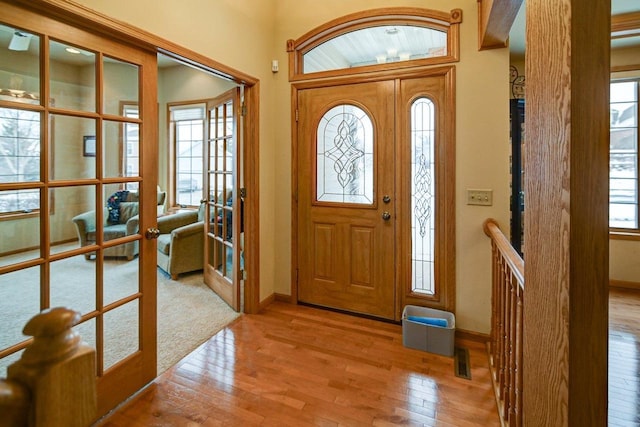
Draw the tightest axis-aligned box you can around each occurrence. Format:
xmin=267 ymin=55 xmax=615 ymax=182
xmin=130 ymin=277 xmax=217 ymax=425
xmin=72 ymin=191 xmax=166 ymax=261
xmin=156 ymin=203 xmax=205 ymax=279
xmin=72 ymin=194 xmax=140 ymax=260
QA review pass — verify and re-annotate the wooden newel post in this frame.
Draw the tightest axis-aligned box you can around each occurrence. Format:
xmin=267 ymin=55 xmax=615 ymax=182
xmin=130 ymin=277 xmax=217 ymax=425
xmin=5 ymin=307 xmax=97 ymax=427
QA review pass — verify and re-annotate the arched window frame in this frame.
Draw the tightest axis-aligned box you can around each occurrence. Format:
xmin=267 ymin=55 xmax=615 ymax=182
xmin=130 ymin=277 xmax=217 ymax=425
xmin=286 ymin=8 xmax=462 ymax=81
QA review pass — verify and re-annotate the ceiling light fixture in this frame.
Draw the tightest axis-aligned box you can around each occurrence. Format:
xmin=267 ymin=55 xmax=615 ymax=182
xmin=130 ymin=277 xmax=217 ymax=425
xmin=8 ymin=31 xmax=30 ymax=51
xmin=65 ymin=47 xmax=81 ymax=54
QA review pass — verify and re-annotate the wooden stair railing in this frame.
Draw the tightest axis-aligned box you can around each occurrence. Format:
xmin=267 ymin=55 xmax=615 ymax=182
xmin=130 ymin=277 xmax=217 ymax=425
xmin=0 ymin=307 xmax=96 ymax=427
xmin=483 ymin=218 xmax=524 ymax=427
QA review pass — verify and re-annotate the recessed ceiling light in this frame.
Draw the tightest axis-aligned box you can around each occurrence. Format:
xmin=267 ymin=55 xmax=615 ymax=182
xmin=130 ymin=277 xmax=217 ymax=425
xmin=65 ymin=47 xmax=81 ymax=54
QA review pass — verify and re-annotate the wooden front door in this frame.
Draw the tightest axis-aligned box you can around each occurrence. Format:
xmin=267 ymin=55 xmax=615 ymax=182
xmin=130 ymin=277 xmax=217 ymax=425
xmin=297 ymin=73 xmax=454 ymax=320
xmin=204 ymin=88 xmax=241 ymax=311
xmin=297 ymin=81 xmax=396 ymax=319
xmin=0 ymin=2 xmax=158 ymax=418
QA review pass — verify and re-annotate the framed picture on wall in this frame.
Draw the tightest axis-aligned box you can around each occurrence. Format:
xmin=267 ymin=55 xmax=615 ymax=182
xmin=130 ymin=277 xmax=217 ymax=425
xmin=83 ymin=135 xmax=96 ymax=157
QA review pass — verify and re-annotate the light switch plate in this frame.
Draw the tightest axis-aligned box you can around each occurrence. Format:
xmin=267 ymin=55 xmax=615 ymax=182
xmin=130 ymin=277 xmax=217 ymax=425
xmin=467 ymin=189 xmax=493 ymax=206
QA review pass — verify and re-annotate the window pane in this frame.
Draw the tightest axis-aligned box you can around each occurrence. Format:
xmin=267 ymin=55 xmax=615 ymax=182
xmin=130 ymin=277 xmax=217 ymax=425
xmin=316 ymin=104 xmax=374 ymax=204
xmin=49 ymin=40 xmax=96 ymax=112
xmin=304 ymin=25 xmax=447 ymax=73
xmin=609 ymin=80 xmax=639 ymax=230
xmin=610 ymin=203 xmax=638 ymax=229
xmin=0 ymin=25 xmax=40 ymax=105
xmin=611 ymin=81 xmax=637 ymax=103
xmin=172 ymin=106 xmax=204 ymax=207
xmin=411 ymin=98 xmax=435 ymax=295
xmin=611 ymin=102 xmax=637 ymax=128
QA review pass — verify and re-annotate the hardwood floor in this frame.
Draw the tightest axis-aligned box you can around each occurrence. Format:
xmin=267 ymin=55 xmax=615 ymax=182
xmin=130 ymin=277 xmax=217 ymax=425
xmin=98 ymin=302 xmax=500 ymax=426
xmin=608 ymin=287 xmax=640 ymax=427
xmin=98 ymin=289 xmax=640 ymax=426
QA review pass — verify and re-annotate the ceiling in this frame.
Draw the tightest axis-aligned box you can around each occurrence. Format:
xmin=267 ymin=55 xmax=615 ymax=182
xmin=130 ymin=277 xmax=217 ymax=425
xmin=509 ymin=0 xmax=640 ymax=59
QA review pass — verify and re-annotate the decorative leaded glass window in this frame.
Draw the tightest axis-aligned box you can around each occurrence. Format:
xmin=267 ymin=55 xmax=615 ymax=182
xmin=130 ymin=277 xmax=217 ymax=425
xmin=316 ymin=104 xmax=374 ymax=204
xmin=411 ymin=98 xmax=435 ymax=295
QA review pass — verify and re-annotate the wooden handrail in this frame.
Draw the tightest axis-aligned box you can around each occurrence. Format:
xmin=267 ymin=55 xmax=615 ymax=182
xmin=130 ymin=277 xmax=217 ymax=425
xmin=483 ymin=218 xmax=524 ymax=287
xmin=483 ymin=218 xmax=524 ymax=427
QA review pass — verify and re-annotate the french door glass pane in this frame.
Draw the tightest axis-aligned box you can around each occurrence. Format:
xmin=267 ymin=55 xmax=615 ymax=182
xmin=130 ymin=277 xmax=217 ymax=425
xmin=0 ymin=266 xmax=40 ymax=352
xmin=50 ymin=255 xmax=96 ymax=315
xmin=316 ymin=104 xmax=374 ymax=204
xmin=103 ymin=119 xmax=140 ymax=181
xmin=49 ymin=40 xmax=96 ymax=112
xmin=0 ymin=24 xmax=40 ymax=105
xmin=104 ymin=255 xmax=139 ymax=306
xmin=103 ymin=57 xmax=139 ymax=116
xmin=50 ymin=115 xmax=96 ymax=180
xmin=0 ymin=107 xmax=41 ymax=185
xmin=51 ymin=185 xmax=95 ymax=255
xmin=103 ymin=299 xmax=139 ymax=371
xmin=0 ymin=204 xmax=40 ymax=267
xmin=411 ymin=98 xmax=435 ymax=295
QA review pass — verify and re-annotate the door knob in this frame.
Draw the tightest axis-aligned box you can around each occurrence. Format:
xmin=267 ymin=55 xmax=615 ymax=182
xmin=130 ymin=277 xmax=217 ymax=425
xmin=145 ymin=227 xmax=160 ymax=239
xmin=382 ymin=211 xmax=391 ymax=221
xmin=382 ymin=195 xmax=391 ymax=204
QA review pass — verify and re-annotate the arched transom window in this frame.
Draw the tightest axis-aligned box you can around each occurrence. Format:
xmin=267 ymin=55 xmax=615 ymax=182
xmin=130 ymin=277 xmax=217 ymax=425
xmin=287 ymin=8 xmax=462 ymax=80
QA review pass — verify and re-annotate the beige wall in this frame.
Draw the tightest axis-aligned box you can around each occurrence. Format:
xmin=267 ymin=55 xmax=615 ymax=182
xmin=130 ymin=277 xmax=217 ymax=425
xmin=76 ymin=0 xmax=280 ymax=302
xmin=273 ymin=0 xmax=510 ymax=333
xmin=611 ymin=46 xmax=640 ymax=284
xmin=70 ymin=0 xmax=510 ymax=333
xmin=512 ymin=47 xmax=640 ymax=285
xmin=157 ymin=64 xmax=238 ymax=196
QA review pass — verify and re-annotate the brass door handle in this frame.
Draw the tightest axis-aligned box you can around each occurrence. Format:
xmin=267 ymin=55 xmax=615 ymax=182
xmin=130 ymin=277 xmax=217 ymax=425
xmin=145 ymin=227 xmax=160 ymax=239
xmin=382 ymin=211 xmax=391 ymax=221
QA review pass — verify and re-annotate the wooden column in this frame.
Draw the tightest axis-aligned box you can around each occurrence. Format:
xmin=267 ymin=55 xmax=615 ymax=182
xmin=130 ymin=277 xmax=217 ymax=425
xmin=524 ymin=1 xmax=610 ymax=426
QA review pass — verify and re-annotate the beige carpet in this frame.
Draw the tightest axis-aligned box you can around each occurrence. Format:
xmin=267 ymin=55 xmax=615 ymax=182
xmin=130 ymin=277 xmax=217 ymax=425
xmin=0 ymin=253 xmax=240 ymax=376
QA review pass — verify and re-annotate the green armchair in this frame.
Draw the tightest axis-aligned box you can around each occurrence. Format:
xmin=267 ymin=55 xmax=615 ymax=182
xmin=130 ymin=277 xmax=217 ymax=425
xmin=156 ymin=203 xmax=205 ymax=279
xmin=72 ymin=199 xmax=140 ymax=260
xmin=72 ymin=191 xmax=166 ymax=261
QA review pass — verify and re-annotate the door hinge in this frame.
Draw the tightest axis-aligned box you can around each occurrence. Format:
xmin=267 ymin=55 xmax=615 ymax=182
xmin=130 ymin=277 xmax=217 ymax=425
xmin=295 ymin=109 xmax=299 ymax=122
xmin=241 ymin=269 xmax=247 ymax=280
xmin=239 ymin=187 xmax=247 ymax=198
xmin=241 ymin=103 xmax=247 ymax=116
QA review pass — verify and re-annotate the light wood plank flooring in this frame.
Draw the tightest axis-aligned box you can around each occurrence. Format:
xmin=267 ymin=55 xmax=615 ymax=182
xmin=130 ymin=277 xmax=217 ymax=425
xmin=98 ymin=302 xmax=500 ymax=426
xmin=98 ymin=288 xmax=640 ymax=426
xmin=608 ymin=287 xmax=640 ymax=427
